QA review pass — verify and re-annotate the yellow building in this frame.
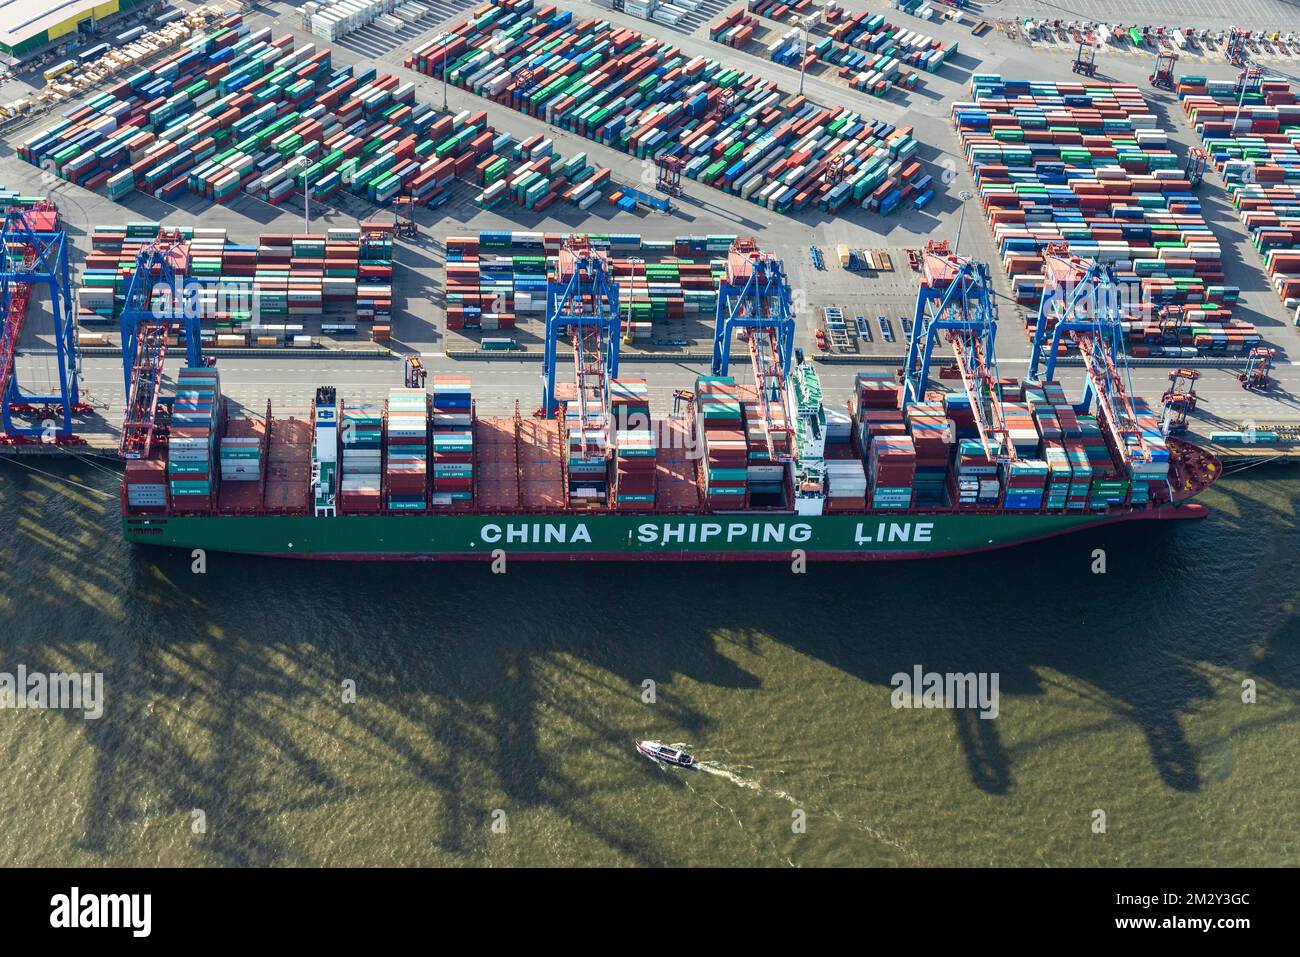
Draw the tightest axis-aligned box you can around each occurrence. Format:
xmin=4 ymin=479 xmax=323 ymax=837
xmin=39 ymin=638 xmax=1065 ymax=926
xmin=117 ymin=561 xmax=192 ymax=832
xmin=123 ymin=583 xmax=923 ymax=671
xmin=0 ymin=0 xmax=152 ymax=59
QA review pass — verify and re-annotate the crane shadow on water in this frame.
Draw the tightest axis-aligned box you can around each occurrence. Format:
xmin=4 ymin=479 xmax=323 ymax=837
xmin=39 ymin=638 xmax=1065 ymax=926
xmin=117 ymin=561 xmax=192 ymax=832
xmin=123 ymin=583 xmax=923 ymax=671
xmin=2 ymin=460 xmax=1299 ymax=865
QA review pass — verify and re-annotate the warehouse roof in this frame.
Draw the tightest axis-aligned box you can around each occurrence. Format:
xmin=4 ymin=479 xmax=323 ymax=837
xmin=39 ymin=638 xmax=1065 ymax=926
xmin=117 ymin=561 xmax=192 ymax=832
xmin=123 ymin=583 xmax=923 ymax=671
xmin=0 ymin=0 xmax=111 ymax=48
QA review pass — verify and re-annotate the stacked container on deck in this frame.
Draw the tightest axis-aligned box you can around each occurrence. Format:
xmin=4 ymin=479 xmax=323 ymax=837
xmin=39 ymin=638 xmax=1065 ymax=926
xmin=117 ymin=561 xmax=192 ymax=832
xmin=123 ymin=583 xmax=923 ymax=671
xmin=385 ymin=388 xmax=429 ymax=511
xmin=410 ymin=1 xmax=925 ymax=216
xmin=695 ymin=376 xmax=747 ymax=506
xmin=167 ymin=367 xmax=223 ymax=510
xmin=824 ymin=459 xmax=867 ymax=510
xmin=848 ymin=370 xmax=909 ymax=508
xmin=1179 ymin=75 xmax=1300 ymax=316
xmin=565 ymin=388 xmax=610 ymax=507
xmin=219 ymin=423 xmax=262 ymax=483
xmin=430 ymin=375 xmax=475 ymax=509
xmin=611 ymin=379 xmax=656 ymax=509
xmin=124 ymin=460 xmax=169 ymax=512
xmin=340 ymin=404 xmax=383 ymax=512
xmin=740 ymin=385 xmax=789 ymax=502
xmin=952 ymin=75 xmax=1256 ymax=354
xmin=902 ymin=402 xmax=950 ymax=506
xmin=217 ymin=417 xmax=267 ymax=513
xmin=20 ymin=17 xmax=516 ymax=213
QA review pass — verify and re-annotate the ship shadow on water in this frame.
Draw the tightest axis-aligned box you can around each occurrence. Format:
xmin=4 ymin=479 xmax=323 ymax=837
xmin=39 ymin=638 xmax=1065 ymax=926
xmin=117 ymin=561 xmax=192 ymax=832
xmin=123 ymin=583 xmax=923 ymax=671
xmin=2 ymin=461 xmax=1299 ymax=865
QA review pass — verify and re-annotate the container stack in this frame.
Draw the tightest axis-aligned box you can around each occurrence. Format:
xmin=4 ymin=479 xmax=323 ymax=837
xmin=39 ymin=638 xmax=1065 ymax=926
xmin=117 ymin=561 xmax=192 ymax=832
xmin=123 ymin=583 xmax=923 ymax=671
xmin=715 ymin=5 xmax=952 ymax=102
xmin=825 ymin=406 xmax=853 ymax=445
xmin=1000 ymin=459 xmax=1048 ymax=510
xmin=217 ymin=417 xmax=267 ymax=513
xmin=79 ymin=222 xmax=393 ymax=337
xmin=444 ymin=236 xmax=527 ymax=331
xmin=709 ymin=9 xmax=757 ymax=48
xmin=219 ymin=434 xmax=262 ymax=482
xmin=868 ymin=436 xmax=915 ymax=509
xmin=605 ymin=377 xmax=650 ymax=509
xmin=429 ymin=375 xmax=475 ymax=509
xmin=613 ymin=418 xmax=657 ymax=511
xmin=340 ymin=405 xmax=383 ymax=513
xmin=411 ymin=4 xmax=925 ymax=217
xmin=565 ymin=391 xmax=610 ymax=507
xmin=739 ymin=385 xmax=791 ymax=501
xmin=167 ymin=367 xmax=223 ymax=510
xmin=1180 ymin=78 xmax=1300 ymax=313
xmin=825 ymin=459 xmax=868 ymax=511
xmin=955 ymin=440 xmax=1000 ymax=506
xmin=359 ymin=223 xmax=395 ymax=334
xmin=696 ymin=376 xmax=748 ymax=506
xmin=953 ymin=75 xmax=1255 ymax=354
xmin=20 ymin=21 xmax=513 ymax=212
xmin=851 ymin=369 xmax=902 ymax=417
xmin=903 ymin=402 xmax=951 ymax=506
xmin=385 ymin=388 xmax=428 ymax=511
xmin=124 ymin=459 xmax=169 ymax=512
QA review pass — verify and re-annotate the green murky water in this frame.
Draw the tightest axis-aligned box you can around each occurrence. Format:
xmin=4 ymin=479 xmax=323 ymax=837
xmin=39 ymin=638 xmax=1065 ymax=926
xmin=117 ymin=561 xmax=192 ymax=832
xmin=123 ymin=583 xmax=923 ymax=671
xmin=0 ymin=459 xmax=1296 ymax=866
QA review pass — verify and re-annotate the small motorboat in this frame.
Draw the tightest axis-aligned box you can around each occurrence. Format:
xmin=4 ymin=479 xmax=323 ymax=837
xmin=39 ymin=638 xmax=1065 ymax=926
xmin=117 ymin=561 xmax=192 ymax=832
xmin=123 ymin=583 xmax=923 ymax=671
xmin=636 ymin=740 xmax=696 ymax=769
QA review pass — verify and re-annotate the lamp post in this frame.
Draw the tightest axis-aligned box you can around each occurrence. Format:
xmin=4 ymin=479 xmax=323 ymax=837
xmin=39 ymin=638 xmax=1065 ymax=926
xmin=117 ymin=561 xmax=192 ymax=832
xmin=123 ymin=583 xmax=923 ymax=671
xmin=955 ymin=190 xmax=973 ymax=253
xmin=1232 ymin=60 xmax=1259 ymax=136
xmin=442 ymin=35 xmax=450 ymax=111
xmin=303 ymin=160 xmax=312 ymax=233
xmin=798 ymin=13 xmax=820 ymax=97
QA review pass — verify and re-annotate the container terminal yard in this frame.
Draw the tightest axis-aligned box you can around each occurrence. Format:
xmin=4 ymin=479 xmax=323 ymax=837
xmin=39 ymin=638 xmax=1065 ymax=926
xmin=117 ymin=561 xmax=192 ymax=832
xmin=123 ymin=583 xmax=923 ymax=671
xmin=3 ymin=0 xmax=1300 ymax=545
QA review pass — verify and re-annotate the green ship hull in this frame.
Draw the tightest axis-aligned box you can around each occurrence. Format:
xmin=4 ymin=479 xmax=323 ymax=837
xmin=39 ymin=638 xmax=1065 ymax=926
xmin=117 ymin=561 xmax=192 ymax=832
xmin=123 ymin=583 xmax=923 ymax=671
xmin=123 ymin=503 xmax=1206 ymax=561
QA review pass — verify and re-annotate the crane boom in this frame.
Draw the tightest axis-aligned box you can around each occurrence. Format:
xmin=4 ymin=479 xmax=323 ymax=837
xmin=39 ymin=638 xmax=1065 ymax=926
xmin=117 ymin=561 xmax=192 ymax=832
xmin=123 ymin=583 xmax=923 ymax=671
xmin=118 ymin=228 xmax=204 ymax=458
xmin=712 ymin=239 xmax=796 ymax=461
xmin=903 ymin=241 xmax=1012 ymax=462
xmin=1030 ymin=243 xmax=1150 ymax=468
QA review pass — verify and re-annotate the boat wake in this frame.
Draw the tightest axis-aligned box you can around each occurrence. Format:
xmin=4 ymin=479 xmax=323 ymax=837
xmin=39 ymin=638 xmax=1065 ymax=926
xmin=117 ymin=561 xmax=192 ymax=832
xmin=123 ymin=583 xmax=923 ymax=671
xmin=668 ymin=744 xmax=919 ymax=863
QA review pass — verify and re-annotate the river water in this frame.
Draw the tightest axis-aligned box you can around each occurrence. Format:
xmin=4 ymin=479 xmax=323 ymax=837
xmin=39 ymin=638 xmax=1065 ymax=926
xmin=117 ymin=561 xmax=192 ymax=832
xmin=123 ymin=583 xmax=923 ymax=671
xmin=0 ymin=458 xmax=1296 ymax=866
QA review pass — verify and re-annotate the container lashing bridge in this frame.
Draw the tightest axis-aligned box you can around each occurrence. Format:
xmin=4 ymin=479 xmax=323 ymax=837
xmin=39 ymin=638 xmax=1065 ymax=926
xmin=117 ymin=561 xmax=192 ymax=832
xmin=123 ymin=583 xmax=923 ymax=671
xmin=542 ymin=238 xmax=620 ymax=457
xmin=1030 ymin=243 xmax=1153 ymax=472
xmin=902 ymin=240 xmax=1014 ymax=464
xmin=0 ymin=202 xmax=83 ymax=442
xmin=118 ymin=228 xmax=205 ymax=459
xmin=712 ymin=239 xmax=797 ymax=463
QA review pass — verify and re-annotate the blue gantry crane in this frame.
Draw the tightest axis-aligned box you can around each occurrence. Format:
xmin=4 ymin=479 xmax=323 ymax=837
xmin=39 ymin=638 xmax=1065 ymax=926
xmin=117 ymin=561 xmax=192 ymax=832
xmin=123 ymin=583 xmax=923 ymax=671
xmin=712 ymin=238 xmax=796 ymax=461
xmin=0 ymin=201 xmax=80 ymax=440
xmin=118 ymin=227 xmax=204 ymax=458
xmin=902 ymin=240 xmax=1013 ymax=462
xmin=1029 ymin=242 xmax=1152 ymax=469
xmin=542 ymin=238 xmax=620 ymax=458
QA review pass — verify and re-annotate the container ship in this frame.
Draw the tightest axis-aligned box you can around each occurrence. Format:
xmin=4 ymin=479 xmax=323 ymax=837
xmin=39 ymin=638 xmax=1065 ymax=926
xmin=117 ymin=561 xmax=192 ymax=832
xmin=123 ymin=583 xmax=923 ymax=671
xmin=120 ymin=239 xmax=1221 ymax=561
